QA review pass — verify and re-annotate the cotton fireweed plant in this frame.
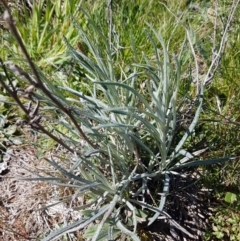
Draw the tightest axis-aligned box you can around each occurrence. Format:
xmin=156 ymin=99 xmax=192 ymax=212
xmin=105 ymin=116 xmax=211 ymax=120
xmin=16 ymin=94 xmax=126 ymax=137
xmin=0 ymin=6 xmax=235 ymax=241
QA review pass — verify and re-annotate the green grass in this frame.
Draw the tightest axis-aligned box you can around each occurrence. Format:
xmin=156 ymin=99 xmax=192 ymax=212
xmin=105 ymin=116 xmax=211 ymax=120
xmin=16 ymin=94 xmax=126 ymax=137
xmin=0 ymin=0 xmax=240 ymax=240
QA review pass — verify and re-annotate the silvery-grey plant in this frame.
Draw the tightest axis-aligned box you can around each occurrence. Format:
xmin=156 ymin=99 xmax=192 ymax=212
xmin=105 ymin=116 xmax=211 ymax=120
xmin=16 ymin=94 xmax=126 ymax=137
xmin=0 ymin=1 xmax=239 ymax=240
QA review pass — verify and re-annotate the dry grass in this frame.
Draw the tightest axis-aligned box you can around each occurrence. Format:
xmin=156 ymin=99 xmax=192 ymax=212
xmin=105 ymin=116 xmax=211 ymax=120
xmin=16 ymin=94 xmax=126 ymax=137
xmin=0 ymin=129 xmax=84 ymax=241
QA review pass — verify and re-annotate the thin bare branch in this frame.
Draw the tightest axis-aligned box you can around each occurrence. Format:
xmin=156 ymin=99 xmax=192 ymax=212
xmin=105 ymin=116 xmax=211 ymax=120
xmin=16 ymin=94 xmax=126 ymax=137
xmin=2 ymin=8 xmax=97 ymax=149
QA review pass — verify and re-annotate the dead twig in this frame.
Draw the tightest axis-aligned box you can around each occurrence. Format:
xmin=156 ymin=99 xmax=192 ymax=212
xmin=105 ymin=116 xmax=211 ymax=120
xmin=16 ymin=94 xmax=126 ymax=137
xmin=2 ymin=7 xmax=97 ymax=149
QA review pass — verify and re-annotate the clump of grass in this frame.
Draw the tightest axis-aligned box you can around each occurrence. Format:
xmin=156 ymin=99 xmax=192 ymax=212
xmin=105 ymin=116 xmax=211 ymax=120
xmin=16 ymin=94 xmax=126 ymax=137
xmin=1 ymin=0 xmax=83 ymax=69
xmin=0 ymin=0 xmax=239 ymax=240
